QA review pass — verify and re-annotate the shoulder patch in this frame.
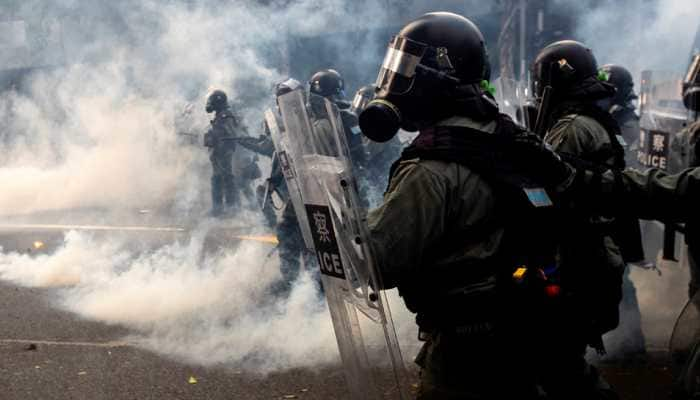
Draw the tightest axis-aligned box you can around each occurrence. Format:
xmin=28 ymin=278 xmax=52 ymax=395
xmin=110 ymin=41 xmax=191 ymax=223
xmin=523 ymin=187 xmax=553 ymax=208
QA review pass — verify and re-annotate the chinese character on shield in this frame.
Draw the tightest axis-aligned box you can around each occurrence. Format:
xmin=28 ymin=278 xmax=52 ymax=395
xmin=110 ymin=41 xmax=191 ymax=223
xmin=652 ymin=134 xmax=665 ymax=152
xmin=313 ymin=211 xmax=331 ymax=243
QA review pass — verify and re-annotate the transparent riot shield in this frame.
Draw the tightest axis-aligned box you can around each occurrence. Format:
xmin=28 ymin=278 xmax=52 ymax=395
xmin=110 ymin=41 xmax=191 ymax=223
xmin=493 ymin=77 xmax=535 ymax=130
xmin=670 ymin=292 xmax=700 ymax=396
xmin=638 ymin=69 xmax=688 ymax=172
xmin=271 ymin=89 xmax=411 ymax=399
xmin=263 ymin=109 xmax=314 ymax=248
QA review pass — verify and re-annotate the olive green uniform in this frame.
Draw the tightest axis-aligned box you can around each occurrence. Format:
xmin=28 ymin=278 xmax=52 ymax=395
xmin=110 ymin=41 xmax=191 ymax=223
xmin=366 ymin=107 xmax=700 ymax=398
xmin=544 ymin=115 xmax=626 ymax=289
xmin=368 ymin=117 xmax=545 ymax=399
xmin=526 ymin=112 xmax=625 ymax=397
xmin=545 ymin=113 xmax=646 ymax=361
xmin=609 ymin=105 xmax=641 ymax=169
xmin=368 ymin=117 xmax=500 ymax=291
xmin=670 ymin=121 xmax=700 ymax=298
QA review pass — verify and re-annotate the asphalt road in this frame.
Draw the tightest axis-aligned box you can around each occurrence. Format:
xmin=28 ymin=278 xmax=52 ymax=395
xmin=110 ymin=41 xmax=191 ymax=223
xmin=0 ymin=219 xmax=686 ymax=399
xmin=0 ymin=221 xmax=361 ymax=400
xmin=0 ymin=277 xmax=679 ymax=400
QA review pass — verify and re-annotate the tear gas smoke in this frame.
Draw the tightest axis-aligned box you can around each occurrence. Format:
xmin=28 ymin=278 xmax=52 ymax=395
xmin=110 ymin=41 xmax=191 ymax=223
xmin=0 ymin=0 xmax=423 ymax=372
xmin=0 ymin=228 xmax=342 ymax=371
xmin=564 ymin=0 xmax=700 ymax=77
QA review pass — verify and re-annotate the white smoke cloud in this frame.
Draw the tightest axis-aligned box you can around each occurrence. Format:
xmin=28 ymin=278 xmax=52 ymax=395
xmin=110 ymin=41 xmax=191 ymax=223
xmin=0 ymin=229 xmax=343 ymax=371
xmin=567 ymin=0 xmax=700 ymax=76
xmin=0 ymin=227 xmax=419 ymax=372
xmin=0 ymin=0 xmax=426 ymax=375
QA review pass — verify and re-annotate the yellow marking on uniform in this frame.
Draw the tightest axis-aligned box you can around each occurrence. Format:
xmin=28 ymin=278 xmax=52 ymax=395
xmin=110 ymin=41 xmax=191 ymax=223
xmin=233 ymin=235 xmax=279 ymax=245
xmin=512 ymin=267 xmax=527 ymax=280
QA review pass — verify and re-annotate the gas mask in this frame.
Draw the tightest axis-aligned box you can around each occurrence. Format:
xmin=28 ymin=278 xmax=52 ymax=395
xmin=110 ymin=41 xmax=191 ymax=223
xmin=205 ymin=100 xmax=215 ymax=113
xmin=359 ymin=35 xmax=459 ymax=142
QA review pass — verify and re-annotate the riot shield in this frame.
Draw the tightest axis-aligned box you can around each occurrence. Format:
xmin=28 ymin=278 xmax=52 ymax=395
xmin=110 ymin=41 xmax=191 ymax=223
xmin=637 ymin=70 xmax=690 ymax=261
xmin=670 ymin=292 xmax=700 ymax=397
xmin=271 ymin=89 xmax=411 ymax=400
xmin=493 ymin=77 xmax=535 ymax=130
xmin=263 ymin=110 xmax=314 ymax=248
xmin=638 ymin=69 xmax=688 ymax=172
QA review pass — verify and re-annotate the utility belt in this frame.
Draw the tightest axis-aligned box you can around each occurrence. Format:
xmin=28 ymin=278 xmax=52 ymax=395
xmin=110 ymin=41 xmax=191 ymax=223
xmin=415 ymin=265 xmax=563 ymax=340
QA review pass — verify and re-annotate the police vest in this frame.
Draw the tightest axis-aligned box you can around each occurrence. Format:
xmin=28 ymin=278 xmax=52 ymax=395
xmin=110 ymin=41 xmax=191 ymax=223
xmin=389 ymin=114 xmax=564 ymax=337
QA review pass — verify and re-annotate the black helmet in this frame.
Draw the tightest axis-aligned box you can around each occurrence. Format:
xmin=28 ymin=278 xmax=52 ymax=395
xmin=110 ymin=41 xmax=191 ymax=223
xmin=309 ymin=69 xmax=345 ymax=98
xmin=359 ymin=12 xmax=492 ymax=142
xmin=350 ymin=85 xmax=376 ymax=115
xmin=531 ymin=40 xmax=599 ymax=98
xmin=206 ymin=90 xmax=228 ymax=113
xmin=600 ymin=64 xmax=636 ymax=105
xmin=683 ymin=54 xmax=700 ymax=111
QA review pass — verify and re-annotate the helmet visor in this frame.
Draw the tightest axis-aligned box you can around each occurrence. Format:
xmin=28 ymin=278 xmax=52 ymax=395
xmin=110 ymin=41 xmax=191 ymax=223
xmin=375 ymin=35 xmax=427 ymax=96
xmin=685 ymin=54 xmax=700 ymax=89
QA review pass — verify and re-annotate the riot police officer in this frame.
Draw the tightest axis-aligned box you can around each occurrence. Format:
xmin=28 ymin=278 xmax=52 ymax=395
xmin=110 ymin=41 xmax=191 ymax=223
xmin=533 ymin=40 xmax=648 ymax=369
xmin=600 ymin=64 xmax=641 ymax=168
xmin=237 ymin=78 xmax=316 ymax=294
xmin=360 ymin=12 xmax=585 ymax=399
xmin=597 ymin=63 xmax=648 ymax=361
xmin=204 ymin=90 xmax=245 ymax=216
xmin=355 ymin=12 xmax=700 ymax=398
xmin=308 ymin=69 xmax=367 ymax=170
